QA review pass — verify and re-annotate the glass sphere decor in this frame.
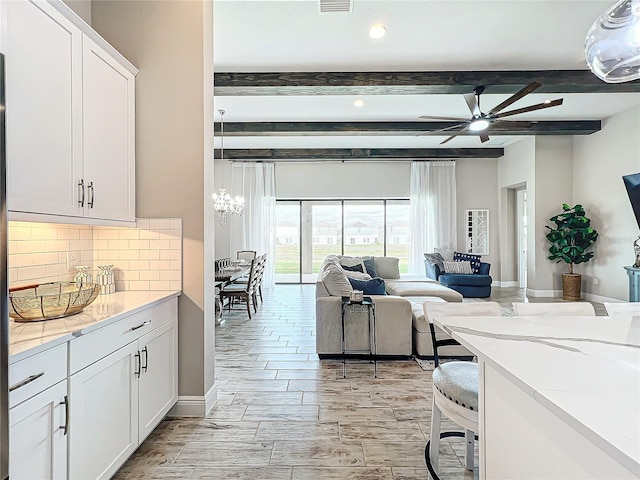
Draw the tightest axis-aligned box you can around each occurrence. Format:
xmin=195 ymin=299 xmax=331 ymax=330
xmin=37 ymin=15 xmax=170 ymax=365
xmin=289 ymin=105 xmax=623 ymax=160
xmin=585 ymin=0 xmax=640 ymax=83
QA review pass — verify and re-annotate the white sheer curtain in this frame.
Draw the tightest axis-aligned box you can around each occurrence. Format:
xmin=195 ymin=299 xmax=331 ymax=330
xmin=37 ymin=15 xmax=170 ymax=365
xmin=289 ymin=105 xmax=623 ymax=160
xmin=409 ymin=161 xmax=457 ymax=274
xmin=229 ymin=163 xmax=276 ymax=288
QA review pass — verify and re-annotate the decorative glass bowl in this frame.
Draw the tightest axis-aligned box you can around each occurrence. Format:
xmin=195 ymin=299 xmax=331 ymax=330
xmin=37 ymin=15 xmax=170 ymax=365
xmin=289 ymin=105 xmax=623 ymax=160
xmin=9 ymin=282 xmax=100 ymax=322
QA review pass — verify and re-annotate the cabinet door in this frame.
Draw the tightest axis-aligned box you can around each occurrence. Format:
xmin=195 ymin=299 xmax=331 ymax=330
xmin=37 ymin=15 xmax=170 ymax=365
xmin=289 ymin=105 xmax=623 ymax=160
xmin=82 ymin=35 xmax=135 ymax=222
xmin=4 ymin=0 xmax=83 ymax=217
xmin=69 ymin=342 xmax=139 ymax=480
xmin=9 ymin=380 xmax=68 ymax=480
xmin=138 ymin=318 xmax=178 ymax=441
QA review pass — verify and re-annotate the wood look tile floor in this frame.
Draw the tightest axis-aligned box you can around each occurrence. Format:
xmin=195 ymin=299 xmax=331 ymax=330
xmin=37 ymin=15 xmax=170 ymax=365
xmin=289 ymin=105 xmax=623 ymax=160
xmin=114 ymin=285 xmax=604 ymax=480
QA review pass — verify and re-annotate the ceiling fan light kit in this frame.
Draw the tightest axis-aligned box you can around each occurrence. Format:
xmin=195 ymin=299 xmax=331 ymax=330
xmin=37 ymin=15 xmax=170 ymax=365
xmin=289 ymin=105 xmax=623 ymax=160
xmin=585 ymin=0 xmax=640 ymax=83
xmin=418 ymin=81 xmax=564 ymax=144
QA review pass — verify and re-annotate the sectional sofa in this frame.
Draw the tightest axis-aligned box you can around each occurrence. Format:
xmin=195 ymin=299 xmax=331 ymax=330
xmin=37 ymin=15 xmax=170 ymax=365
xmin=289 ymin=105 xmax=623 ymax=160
xmin=315 ymin=254 xmax=463 ymax=357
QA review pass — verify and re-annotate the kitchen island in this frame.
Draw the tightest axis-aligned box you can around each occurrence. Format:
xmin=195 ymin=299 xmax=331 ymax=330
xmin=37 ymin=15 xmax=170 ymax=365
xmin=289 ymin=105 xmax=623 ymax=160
xmin=431 ymin=314 xmax=640 ymax=480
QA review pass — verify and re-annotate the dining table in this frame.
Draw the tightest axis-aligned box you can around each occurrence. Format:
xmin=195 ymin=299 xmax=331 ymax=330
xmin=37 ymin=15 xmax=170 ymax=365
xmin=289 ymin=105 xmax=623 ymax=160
xmin=431 ymin=313 xmax=640 ymax=480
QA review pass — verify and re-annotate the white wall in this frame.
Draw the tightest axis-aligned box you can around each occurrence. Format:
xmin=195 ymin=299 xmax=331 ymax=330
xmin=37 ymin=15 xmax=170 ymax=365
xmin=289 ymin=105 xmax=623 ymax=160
xmin=275 ymin=161 xmax=412 ymax=199
xmin=456 ymin=158 xmax=500 ymax=279
xmin=533 ymin=137 xmax=574 ymax=292
xmin=573 ymin=105 xmax=640 ymax=301
xmin=498 ymin=137 xmax=536 ymax=286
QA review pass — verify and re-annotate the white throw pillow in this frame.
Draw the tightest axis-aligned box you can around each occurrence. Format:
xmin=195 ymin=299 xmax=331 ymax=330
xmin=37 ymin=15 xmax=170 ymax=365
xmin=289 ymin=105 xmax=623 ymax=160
xmin=435 ymin=247 xmax=456 ymax=262
xmin=320 ymin=263 xmax=353 ymax=296
xmin=374 ymin=256 xmax=400 ymax=279
xmin=443 ymin=260 xmax=473 ymax=274
xmin=343 ymin=270 xmax=372 ymax=281
xmin=337 ymin=255 xmax=366 ymax=273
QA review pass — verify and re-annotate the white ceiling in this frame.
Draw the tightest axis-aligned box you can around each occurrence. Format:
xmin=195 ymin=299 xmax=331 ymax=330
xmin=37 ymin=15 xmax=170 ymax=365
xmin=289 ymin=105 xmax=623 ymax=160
xmin=212 ymin=0 xmax=640 ymax=150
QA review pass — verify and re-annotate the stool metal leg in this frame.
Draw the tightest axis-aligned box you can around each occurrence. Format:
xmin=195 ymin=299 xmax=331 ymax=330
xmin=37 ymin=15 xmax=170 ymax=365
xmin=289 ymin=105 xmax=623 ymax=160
xmin=465 ymin=429 xmax=474 ymax=470
xmin=428 ymin=396 xmax=442 ymax=480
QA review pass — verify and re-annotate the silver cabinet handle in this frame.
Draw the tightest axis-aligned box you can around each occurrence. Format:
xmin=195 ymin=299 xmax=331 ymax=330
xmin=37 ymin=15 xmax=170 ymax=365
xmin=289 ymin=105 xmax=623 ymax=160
xmin=131 ymin=321 xmax=151 ymax=331
xmin=78 ymin=179 xmax=85 ymax=207
xmin=88 ymin=181 xmax=94 ymax=208
xmin=141 ymin=346 xmax=148 ymax=373
xmin=134 ymin=351 xmax=141 ymax=378
xmin=59 ymin=395 xmax=69 ymax=435
xmin=9 ymin=372 xmax=45 ymax=392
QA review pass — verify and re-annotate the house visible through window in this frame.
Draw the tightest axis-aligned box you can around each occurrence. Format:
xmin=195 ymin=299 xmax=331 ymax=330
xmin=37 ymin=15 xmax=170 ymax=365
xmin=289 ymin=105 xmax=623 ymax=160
xmin=275 ymin=199 xmax=410 ymax=283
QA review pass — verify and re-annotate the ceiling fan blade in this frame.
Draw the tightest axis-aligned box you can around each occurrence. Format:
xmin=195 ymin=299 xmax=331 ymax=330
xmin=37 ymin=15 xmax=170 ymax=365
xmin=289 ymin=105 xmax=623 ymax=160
xmin=479 ymin=132 xmax=490 ymax=143
xmin=492 ymin=98 xmax=563 ymax=119
xmin=418 ymin=114 xmax=469 ymax=121
xmin=440 ymin=126 xmax=470 ymax=145
xmin=487 ymin=81 xmax=543 ymax=116
xmin=463 ymin=92 xmax=480 ymax=116
xmin=415 ymin=124 xmax=465 ymax=137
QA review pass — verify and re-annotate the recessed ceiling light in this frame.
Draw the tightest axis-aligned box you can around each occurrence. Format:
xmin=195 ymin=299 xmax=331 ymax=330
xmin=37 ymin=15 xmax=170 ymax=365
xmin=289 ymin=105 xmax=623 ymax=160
xmin=544 ymin=99 xmax=552 ymax=104
xmin=369 ymin=23 xmax=386 ymax=39
xmin=354 ymin=99 xmax=364 ymax=107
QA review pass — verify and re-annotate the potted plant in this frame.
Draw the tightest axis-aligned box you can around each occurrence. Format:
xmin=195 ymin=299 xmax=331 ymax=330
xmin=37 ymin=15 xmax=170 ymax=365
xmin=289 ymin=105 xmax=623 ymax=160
xmin=545 ymin=204 xmax=599 ymax=301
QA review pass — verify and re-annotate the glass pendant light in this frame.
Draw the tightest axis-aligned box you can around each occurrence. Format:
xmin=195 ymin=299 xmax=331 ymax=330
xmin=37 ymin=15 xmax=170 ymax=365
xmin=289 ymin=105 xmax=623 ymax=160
xmin=585 ymin=0 xmax=640 ymax=83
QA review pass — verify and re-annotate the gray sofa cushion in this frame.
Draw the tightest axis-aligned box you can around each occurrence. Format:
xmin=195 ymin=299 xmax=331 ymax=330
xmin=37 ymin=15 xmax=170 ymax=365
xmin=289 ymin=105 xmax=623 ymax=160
xmin=320 ymin=262 xmax=352 ymax=297
xmin=385 ymin=281 xmax=463 ymax=302
xmin=374 ymin=256 xmax=400 ymax=279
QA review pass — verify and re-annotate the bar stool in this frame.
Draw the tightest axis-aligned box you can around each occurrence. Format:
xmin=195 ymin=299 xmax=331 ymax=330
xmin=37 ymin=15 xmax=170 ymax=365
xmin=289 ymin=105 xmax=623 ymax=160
xmin=424 ymin=301 xmax=502 ymax=480
xmin=604 ymin=302 xmax=640 ymax=316
xmin=512 ymin=302 xmax=595 ymax=316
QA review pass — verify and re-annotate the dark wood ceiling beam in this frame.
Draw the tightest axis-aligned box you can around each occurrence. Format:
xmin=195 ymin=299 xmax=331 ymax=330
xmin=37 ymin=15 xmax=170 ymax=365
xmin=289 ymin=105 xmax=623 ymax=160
xmin=213 ymin=120 xmax=601 ymax=136
xmin=214 ymin=71 xmax=640 ymax=95
xmin=216 ymin=148 xmax=504 ymax=161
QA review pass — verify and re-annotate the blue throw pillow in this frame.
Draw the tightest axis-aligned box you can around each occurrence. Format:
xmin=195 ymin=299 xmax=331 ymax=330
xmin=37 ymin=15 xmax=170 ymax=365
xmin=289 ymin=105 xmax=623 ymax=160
xmin=363 ymin=258 xmax=379 ymax=278
xmin=453 ymin=252 xmax=481 ymax=274
xmin=342 ymin=263 xmax=363 ymax=273
xmin=348 ymin=277 xmax=387 ymax=295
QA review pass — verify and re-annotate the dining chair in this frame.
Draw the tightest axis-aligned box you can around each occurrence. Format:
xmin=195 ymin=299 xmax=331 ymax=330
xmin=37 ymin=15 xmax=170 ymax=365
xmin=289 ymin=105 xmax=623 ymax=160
xmin=603 ymin=302 xmax=640 ymax=316
xmin=423 ymin=301 xmax=502 ymax=480
xmin=232 ymin=254 xmax=266 ymax=305
xmin=512 ymin=302 xmax=596 ymax=316
xmin=220 ymin=257 xmax=259 ymax=319
xmin=237 ymin=250 xmax=257 ymax=261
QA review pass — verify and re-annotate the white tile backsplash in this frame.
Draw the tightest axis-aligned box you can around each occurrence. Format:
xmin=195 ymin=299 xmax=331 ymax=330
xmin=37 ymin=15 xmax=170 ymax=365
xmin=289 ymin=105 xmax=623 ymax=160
xmin=8 ymin=219 xmax=182 ymax=292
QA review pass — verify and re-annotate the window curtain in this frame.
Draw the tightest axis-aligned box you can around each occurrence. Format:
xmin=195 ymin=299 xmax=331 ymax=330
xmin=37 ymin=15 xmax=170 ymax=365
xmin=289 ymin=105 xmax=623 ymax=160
xmin=409 ymin=161 xmax=457 ymax=274
xmin=229 ymin=163 xmax=276 ymax=288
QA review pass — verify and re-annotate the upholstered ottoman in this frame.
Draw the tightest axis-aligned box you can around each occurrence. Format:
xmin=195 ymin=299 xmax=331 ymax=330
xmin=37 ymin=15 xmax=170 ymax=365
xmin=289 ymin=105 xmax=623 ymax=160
xmin=385 ymin=281 xmax=463 ymax=302
xmin=407 ymin=296 xmax=472 ymax=358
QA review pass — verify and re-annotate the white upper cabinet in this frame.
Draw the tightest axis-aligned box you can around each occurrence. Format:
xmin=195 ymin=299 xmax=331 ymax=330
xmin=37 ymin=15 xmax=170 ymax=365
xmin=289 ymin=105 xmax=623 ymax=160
xmin=82 ymin=36 xmax=135 ymax=222
xmin=3 ymin=0 xmax=137 ymax=225
xmin=4 ymin=0 xmax=83 ymax=217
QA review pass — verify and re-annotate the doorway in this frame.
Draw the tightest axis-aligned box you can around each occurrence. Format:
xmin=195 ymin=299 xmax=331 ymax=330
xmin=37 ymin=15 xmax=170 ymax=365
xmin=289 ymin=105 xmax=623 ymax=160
xmin=516 ymin=189 xmax=528 ymax=288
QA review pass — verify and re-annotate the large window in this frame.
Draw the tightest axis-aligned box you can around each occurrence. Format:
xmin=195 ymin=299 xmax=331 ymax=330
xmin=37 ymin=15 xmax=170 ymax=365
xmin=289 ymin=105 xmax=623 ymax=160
xmin=275 ymin=199 xmax=410 ymax=283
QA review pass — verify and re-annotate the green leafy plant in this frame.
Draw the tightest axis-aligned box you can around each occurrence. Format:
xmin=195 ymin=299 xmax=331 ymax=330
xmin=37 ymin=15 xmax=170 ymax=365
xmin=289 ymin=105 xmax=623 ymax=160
xmin=545 ymin=204 xmax=599 ymax=274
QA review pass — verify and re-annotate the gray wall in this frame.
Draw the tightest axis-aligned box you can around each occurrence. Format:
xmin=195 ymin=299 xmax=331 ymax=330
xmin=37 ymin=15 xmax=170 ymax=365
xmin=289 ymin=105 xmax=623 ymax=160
xmin=62 ymin=0 xmax=91 ymax=25
xmin=573 ymin=105 xmax=640 ymax=301
xmin=92 ymin=1 xmax=215 ymax=400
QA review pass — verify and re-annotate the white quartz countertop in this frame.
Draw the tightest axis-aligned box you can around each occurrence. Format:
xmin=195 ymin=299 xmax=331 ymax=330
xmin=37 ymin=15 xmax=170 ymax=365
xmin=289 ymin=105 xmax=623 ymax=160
xmin=432 ymin=314 xmax=640 ymax=476
xmin=10 ymin=290 xmax=181 ymax=363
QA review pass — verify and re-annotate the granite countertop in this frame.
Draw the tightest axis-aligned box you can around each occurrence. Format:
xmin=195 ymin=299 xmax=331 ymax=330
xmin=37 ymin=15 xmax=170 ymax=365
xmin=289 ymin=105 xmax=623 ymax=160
xmin=10 ymin=290 xmax=181 ymax=363
xmin=432 ymin=314 xmax=640 ymax=476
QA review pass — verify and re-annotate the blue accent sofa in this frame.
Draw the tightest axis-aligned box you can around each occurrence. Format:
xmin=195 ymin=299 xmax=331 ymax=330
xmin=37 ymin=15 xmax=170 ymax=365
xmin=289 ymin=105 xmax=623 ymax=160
xmin=425 ymin=259 xmax=493 ymax=298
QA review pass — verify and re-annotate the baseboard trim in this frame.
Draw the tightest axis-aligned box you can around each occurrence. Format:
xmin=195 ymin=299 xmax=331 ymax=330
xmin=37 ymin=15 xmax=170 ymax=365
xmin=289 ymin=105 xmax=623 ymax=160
xmin=167 ymin=384 xmax=218 ymax=417
xmin=493 ymin=281 xmax=519 ymax=288
xmin=526 ymin=288 xmax=562 ymax=298
xmin=583 ymin=292 xmax=626 ymax=303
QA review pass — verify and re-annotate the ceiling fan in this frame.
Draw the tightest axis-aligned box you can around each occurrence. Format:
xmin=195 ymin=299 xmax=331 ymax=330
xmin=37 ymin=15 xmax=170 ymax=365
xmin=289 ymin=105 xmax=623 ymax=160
xmin=418 ymin=81 xmax=563 ymax=144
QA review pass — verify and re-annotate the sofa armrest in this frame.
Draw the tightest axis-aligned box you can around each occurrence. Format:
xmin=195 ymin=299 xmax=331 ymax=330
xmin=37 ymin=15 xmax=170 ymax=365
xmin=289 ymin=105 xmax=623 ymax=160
xmin=478 ymin=262 xmax=491 ymax=275
xmin=424 ymin=260 xmax=441 ymax=280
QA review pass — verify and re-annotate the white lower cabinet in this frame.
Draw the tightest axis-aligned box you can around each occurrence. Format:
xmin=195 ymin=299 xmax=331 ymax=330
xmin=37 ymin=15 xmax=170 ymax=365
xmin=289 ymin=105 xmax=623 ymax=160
xmin=69 ymin=316 xmax=178 ymax=480
xmin=9 ymin=380 xmax=68 ymax=480
xmin=68 ymin=342 xmax=139 ymax=480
